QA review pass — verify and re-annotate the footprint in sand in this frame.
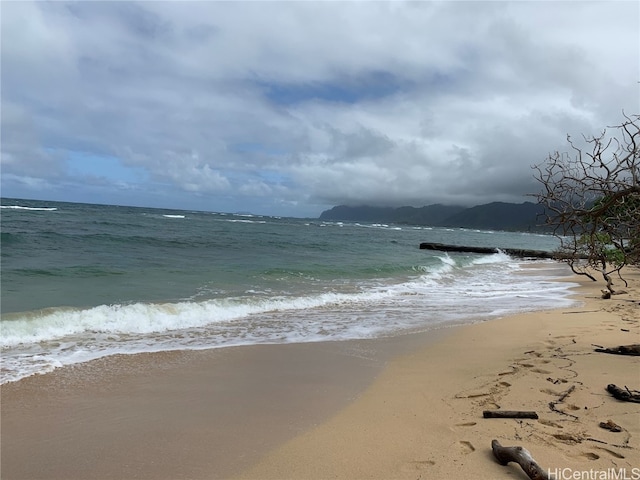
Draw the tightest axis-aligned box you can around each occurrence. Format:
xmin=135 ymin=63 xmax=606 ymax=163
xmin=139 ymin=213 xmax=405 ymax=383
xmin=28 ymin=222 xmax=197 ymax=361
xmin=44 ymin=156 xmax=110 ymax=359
xmin=546 ymin=377 xmax=568 ymax=384
xmin=595 ymin=447 xmax=625 ymax=459
xmin=519 ymin=362 xmax=552 ymax=374
xmin=541 ymin=388 xmax=563 ymax=396
xmin=459 ymin=441 xmax=475 ymax=454
xmin=580 ymin=452 xmax=600 ymax=461
xmin=538 ymin=419 xmax=563 ymax=429
xmin=455 ymin=390 xmax=491 ymax=399
xmin=531 ymin=368 xmax=552 ymax=374
xmin=498 ymin=365 xmax=519 ymax=376
xmin=399 ymin=459 xmax=436 ymax=473
xmin=553 ymin=433 xmax=582 ymax=445
xmin=455 ymin=422 xmax=477 ymax=427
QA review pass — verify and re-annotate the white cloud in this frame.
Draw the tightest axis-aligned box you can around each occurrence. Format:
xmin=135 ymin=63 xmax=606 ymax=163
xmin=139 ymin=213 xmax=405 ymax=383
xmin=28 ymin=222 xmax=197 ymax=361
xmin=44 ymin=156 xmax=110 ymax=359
xmin=1 ymin=1 xmax=638 ymax=216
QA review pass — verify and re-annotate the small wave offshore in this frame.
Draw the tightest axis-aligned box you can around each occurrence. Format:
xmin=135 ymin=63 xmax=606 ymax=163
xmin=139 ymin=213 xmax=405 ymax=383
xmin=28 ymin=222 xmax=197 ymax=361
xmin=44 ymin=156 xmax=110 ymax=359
xmin=1 ymin=205 xmax=58 ymax=211
xmin=0 ymin=253 xmax=577 ymax=384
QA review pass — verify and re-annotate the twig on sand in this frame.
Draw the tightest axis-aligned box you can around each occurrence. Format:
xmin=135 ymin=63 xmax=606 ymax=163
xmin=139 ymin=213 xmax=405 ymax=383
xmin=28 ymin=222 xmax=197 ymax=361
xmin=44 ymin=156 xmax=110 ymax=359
xmin=549 ymin=385 xmax=578 ymax=420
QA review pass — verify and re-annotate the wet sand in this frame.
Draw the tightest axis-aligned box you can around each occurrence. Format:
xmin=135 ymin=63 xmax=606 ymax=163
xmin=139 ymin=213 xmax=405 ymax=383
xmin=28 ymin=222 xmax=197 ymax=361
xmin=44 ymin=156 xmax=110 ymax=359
xmin=1 ymin=330 xmax=448 ymax=479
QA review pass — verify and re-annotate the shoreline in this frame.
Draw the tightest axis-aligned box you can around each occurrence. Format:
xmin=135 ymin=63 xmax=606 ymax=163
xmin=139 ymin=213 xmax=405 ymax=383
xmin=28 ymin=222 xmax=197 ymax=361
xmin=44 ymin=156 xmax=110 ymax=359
xmin=0 ymin=259 xmax=576 ymax=386
xmin=2 ymin=268 xmax=638 ymax=479
xmin=237 ymin=269 xmax=640 ymax=479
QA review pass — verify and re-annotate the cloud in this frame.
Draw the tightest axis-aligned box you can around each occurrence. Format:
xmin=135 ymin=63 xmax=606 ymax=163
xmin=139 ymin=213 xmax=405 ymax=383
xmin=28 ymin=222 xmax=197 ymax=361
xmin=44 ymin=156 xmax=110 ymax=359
xmin=1 ymin=1 xmax=638 ymax=216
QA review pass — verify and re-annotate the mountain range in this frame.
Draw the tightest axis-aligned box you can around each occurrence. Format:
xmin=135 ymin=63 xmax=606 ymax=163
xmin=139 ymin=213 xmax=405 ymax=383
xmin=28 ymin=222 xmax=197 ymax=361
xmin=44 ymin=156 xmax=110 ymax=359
xmin=318 ymin=202 xmax=549 ymax=232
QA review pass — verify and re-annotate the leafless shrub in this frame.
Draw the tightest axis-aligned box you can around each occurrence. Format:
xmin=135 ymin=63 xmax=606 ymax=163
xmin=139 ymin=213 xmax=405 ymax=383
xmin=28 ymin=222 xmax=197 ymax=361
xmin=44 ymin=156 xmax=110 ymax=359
xmin=532 ymin=113 xmax=639 ymax=292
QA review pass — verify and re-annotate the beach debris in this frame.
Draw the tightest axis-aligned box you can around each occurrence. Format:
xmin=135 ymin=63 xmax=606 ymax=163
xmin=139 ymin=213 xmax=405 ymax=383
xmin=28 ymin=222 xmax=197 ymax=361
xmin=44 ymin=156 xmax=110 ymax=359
xmin=606 ymin=384 xmax=640 ymax=403
xmin=594 ymin=344 xmax=640 ymax=356
xmin=483 ymin=410 xmax=539 ymax=419
xmin=546 ymin=377 xmax=568 ymax=385
xmin=548 ymin=385 xmax=578 ymax=419
xmin=491 ymin=440 xmax=550 ymax=480
xmin=599 ymin=420 xmax=622 ymax=432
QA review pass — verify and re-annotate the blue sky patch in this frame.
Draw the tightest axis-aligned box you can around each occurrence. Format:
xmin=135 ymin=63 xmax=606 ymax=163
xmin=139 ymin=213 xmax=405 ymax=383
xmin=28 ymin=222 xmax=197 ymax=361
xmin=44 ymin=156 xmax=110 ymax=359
xmin=66 ymin=152 xmax=146 ymax=183
xmin=259 ymin=71 xmax=409 ymax=105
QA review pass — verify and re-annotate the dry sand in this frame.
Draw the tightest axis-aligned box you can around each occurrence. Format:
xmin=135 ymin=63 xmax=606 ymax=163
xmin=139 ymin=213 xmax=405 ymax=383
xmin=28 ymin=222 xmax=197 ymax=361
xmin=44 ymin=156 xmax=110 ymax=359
xmin=2 ymin=268 xmax=638 ymax=480
xmin=237 ymin=269 xmax=640 ymax=479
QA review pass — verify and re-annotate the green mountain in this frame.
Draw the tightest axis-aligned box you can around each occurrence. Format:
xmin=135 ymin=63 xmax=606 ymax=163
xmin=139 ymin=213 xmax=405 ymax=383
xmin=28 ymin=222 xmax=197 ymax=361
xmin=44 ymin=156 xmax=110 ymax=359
xmin=319 ymin=204 xmax=466 ymax=225
xmin=318 ymin=202 xmax=547 ymax=232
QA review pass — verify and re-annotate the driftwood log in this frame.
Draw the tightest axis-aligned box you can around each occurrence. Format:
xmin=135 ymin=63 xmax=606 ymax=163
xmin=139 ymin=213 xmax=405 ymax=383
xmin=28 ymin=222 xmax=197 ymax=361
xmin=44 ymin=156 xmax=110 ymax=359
xmin=595 ymin=344 xmax=640 ymax=356
xmin=606 ymin=384 xmax=640 ymax=403
xmin=419 ymin=242 xmax=554 ymax=259
xmin=483 ymin=410 xmax=539 ymax=419
xmin=491 ymin=440 xmax=550 ymax=480
xmin=418 ymin=242 xmax=588 ymax=259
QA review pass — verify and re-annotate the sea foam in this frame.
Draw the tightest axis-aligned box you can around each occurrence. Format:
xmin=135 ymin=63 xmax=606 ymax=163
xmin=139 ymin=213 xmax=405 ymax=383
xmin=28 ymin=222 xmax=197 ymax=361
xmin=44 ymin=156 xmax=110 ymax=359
xmin=1 ymin=255 xmax=578 ymax=384
xmin=0 ymin=205 xmax=57 ymax=211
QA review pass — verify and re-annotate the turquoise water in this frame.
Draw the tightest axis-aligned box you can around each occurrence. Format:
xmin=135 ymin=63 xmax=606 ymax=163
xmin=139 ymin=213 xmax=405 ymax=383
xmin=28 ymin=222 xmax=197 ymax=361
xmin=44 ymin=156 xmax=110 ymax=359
xmin=1 ymin=198 xmax=576 ymax=383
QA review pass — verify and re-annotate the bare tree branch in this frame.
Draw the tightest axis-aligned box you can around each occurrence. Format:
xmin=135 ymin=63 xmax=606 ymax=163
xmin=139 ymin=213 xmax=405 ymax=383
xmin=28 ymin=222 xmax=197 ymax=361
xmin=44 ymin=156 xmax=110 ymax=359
xmin=531 ymin=114 xmax=640 ymax=291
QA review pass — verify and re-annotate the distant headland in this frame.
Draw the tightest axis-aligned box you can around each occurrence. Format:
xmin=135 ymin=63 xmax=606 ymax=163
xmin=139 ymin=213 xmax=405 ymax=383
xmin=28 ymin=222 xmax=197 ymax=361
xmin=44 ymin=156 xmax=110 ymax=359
xmin=318 ymin=202 xmax=548 ymax=232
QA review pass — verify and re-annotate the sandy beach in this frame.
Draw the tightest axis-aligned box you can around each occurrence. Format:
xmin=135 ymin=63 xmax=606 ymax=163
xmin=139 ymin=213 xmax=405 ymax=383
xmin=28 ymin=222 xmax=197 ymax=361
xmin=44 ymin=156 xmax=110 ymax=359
xmin=2 ymin=267 xmax=639 ymax=479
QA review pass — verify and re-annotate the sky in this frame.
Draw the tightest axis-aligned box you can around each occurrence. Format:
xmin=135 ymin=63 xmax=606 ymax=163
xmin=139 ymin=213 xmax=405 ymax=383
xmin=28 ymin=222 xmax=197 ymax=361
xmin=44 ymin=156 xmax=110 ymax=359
xmin=1 ymin=1 xmax=639 ymax=218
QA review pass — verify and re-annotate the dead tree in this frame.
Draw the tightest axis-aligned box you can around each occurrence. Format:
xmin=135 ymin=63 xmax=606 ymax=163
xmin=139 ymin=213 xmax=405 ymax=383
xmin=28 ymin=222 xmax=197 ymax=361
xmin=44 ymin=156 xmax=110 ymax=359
xmin=532 ymin=113 xmax=640 ymax=293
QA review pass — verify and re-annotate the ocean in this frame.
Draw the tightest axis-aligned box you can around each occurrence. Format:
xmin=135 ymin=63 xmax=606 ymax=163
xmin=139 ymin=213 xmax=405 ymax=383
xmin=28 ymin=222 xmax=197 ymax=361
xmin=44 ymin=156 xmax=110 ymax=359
xmin=1 ymin=198 xmax=578 ymax=384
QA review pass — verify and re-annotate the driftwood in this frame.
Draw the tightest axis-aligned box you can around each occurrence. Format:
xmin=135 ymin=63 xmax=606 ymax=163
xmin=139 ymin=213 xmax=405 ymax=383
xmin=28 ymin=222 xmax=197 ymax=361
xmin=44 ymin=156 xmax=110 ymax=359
xmin=594 ymin=344 xmax=640 ymax=356
xmin=483 ymin=410 xmax=539 ymax=419
xmin=491 ymin=440 xmax=550 ymax=480
xmin=599 ymin=420 xmax=622 ymax=432
xmin=606 ymin=384 xmax=640 ymax=403
xmin=419 ymin=242 xmax=554 ymax=259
